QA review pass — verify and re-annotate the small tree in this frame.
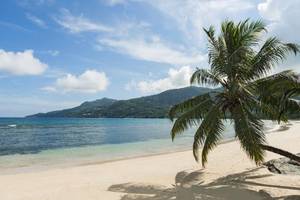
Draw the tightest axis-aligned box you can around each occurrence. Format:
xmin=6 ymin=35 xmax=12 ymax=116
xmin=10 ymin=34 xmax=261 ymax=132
xmin=169 ymin=19 xmax=300 ymax=167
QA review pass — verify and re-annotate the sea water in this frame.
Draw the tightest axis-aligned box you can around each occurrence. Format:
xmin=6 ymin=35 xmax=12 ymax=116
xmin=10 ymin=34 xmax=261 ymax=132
xmin=0 ymin=118 xmax=276 ymax=171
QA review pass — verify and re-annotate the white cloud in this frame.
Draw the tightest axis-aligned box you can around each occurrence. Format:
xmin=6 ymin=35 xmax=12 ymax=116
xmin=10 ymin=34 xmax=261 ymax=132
xmin=41 ymin=86 xmax=57 ymax=92
xmin=0 ymin=49 xmax=47 ymax=75
xmin=0 ymin=95 xmax=79 ymax=117
xmin=99 ymin=37 xmax=204 ymax=65
xmin=18 ymin=0 xmax=55 ymax=7
xmin=26 ymin=13 xmax=47 ymax=28
xmin=258 ymin=0 xmax=300 ymax=43
xmin=45 ymin=69 xmax=109 ymax=93
xmin=0 ymin=21 xmax=32 ymax=32
xmin=54 ymin=9 xmax=113 ymax=33
xmin=141 ymin=0 xmax=255 ymax=45
xmin=258 ymin=0 xmax=281 ymax=21
xmin=105 ymin=0 xmax=126 ymax=6
xmin=47 ymin=50 xmax=59 ymax=56
xmin=126 ymin=66 xmax=194 ymax=93
xmin=38 ymin=50 xmax=60 ymax=56
xmin=257 ymin=0 xmax=300 ymax=73
xmin=113 ymin=20 xmax=151 ymax=38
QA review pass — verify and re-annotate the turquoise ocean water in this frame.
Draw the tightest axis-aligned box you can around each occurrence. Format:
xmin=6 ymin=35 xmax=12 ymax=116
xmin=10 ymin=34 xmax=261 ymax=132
xmin=0 ymin=118 xmax=276 ymax=172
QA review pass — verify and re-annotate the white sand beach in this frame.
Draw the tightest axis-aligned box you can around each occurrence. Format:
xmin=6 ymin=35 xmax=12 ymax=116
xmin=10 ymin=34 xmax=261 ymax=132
xmin=0 ymin=122 xmax=300 ymax=200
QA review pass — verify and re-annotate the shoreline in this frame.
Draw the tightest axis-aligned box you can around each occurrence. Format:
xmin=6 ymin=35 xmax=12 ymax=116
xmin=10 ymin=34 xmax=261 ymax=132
xmin=76 ymin=138 xmax=238 ymax=167
xmin=0 ymin=121 xmax=299 ymax=199
xmin=0 ymin=138 xmax=237 ymax=175
xmin=0 ymin=121 xmax=287 ymax=175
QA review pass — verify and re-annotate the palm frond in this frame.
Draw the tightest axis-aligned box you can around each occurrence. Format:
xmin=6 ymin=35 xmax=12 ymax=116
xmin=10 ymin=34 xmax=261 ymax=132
xmin=254 ymin=71 xmax=299 ymax=122
xmin=203 ymin=26 xmax=217 ymax=48
xmin=246 ymin=96 xmax=280 ymax=121
xmin=238 ymin=19 xmax=266 ymax=46
xmin=169 ymin=19 xmax=300 ymax=167
xmin=279 ymin=98 xmax=300 ymax=120
xmin=190 ymin=68 xmax=225 ymax=87
xmin=168 ymin=93 xmax=213 ymax=121
xmin=192 ymin=105 xmax=224 ymax=166
xmin=278 ymin=87 xmax=300 ymax=121
xmin=200 ymin=117 xmax=224 ymax=166
xmin=250 ymin=38 xmax=300 ymax=79
xmin=218 ymin=20 xmax=266 ymax=80
xmin=254 ymin=70 xmax=298 ymax=98
xmin=232 ymin=104 xmax=266 ymax=165
xmin=204 ymin=26 xmax=228 ymax=77
xmin=220 ymin=19 xmax=265 ymax=55
xmin=246 ymin=71 xmax=299 ymax=121
xmin=170 ymin=96 xmax=213 ymax=140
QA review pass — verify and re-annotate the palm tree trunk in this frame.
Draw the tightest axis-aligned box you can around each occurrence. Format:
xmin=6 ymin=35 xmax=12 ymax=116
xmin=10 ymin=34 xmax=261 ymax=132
xmin=260 ymin=144 xmax=300 ymax=163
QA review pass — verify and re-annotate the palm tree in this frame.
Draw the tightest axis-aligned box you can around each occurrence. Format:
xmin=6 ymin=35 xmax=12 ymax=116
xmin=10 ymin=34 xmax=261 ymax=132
xmin=169 ymin=19 xmax=300 ymax=167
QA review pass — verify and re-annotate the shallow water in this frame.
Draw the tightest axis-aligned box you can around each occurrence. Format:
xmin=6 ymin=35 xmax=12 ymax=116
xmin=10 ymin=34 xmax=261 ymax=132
xmin=0 ymin=118 xmax=275 ymax=171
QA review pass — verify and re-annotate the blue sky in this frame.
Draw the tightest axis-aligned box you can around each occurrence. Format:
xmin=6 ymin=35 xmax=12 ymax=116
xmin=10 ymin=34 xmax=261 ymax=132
xmin=0 ymin=0 xmax=299 ymax=117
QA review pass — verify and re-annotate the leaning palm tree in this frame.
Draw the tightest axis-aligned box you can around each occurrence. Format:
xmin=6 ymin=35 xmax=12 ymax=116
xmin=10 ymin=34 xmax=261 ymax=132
xmin=169 ymin=19 xmax=300 ymax=167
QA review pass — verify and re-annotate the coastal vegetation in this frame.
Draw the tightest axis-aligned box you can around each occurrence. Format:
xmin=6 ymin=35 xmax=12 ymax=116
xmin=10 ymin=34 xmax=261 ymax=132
xmin=27 ymin=87 xmax=215 ymax=118
xmin=169 ymin=19 xmax=300 ymax=166
xmin=26 ymin=85 xmax=300 ymax=119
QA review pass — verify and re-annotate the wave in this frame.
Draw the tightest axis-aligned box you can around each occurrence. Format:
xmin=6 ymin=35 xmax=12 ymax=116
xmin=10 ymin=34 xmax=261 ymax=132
xmin=8 ymin=124 xmax=17 ymax=128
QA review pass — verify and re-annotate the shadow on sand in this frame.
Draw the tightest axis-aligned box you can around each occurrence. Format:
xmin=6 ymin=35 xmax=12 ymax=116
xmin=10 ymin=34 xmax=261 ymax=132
xmin=108 ymin=167 xmax=300 ymax=200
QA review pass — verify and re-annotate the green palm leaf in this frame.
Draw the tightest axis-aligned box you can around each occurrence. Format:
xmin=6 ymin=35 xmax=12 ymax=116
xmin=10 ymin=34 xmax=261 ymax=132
xmin=170 ymin=96 xmax=213 ymax=140
xmin=190 ymin=68 xmax=225 ymax=87
xmin=169 ymin=19 xmax=300 ymax=166
xmin=250 ymin=38 xmax=300 ymax=79
xmin=232 ymin=104 xmax=266 ymax=164
xmin=168 ymin=93 xmax=213 ymax=121
xmin=192 ymin=104 xmax=224 ymax=166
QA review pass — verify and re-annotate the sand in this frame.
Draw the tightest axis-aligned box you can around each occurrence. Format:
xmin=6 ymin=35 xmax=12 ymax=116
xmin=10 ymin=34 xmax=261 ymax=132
xmin=0 ymin=122 xmax=300 ymax=200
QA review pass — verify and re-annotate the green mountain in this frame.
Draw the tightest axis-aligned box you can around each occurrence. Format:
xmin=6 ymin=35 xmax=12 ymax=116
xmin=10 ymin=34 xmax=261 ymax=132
xmin=27 ymin=86 xmax=214 ymax=118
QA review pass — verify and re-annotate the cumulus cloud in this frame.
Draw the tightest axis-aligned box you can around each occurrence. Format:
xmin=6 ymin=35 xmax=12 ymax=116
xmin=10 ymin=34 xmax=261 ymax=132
xmin=26 ymin=13 xmax=47 ymax=28
xmin=258 ymin=0 xmax=300 ymax=43
xmin=257 ymin=0 xmax=300 ymax=72
xmin=126 ymin=66 xmax=194 ymax=93
xmin=54 ymin=9 xmax=113 ymax=33
xmin=0 ymin=49 xmax=47 ymax=75
xmin=44 ymin=70 xmax=109 ymax=93
xmin=141 ymin=0 xmax=255 ymax=45
xmin=99 ymin=37 xmax=204 ymax=65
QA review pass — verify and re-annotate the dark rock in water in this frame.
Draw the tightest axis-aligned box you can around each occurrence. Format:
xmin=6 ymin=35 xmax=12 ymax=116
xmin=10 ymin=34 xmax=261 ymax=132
xmin=288 ymin=160 xmax=300 ymax=166
xmin=264 ymin=153 xmax=300 ymax=175
xmin=284 ymin=196 xmax=300 ymax=200
xmin=258 ymin=189 xmax=272 ymax=199
xmin=266 ymin=164 xmax=282 ymax=174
